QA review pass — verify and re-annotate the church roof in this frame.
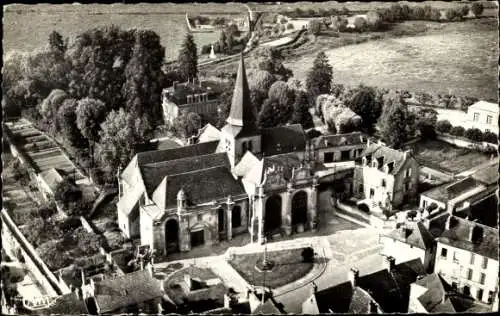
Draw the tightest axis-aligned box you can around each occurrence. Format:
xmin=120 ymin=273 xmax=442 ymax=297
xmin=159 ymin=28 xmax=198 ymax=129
xmin=225 ymin=54 xmax=258 ymax=136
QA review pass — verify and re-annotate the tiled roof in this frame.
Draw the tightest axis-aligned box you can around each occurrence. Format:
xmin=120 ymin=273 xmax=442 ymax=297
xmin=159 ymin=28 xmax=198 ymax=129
xmin=471 ymin=162 xmax=498 ymax=186
xmin=436 ymin=215 xmax=499 ymax=260
xmin=421 ymin=177 xmax=485 ymax=203
xmin=383 ymin=221 xmax=434 ymax=250
xmin=93 ymin=270 xmax=164 ymax=314
xmin=41 ymin=293 xmax=88 ymax=315
xmin=152 ymin=166 xmax=246 ymax=210
xmin=233 ymin=151 xmax=260 ymax=178
xmin=262 ymin=152 xmax=306 ymax=181
xmin=414 ymin=273 xmax=455 ymax=313
xmin=225 ymin=54 xmax=258 ymax=135
xmin=358 ymin=143 xmax=411 ymax=175
xmin=136 ymin=141 xmax=218 ymax=166
xmin=141 ymin=153 xmax=230 ymax=195
xmin=198 ymin=123 xmax=221 ymax=143
xmin=313 ymin=281 xmax=354 ymax=313
xmin=261 ymin=124 xmax=307 ymax=156
xmin=357 ymin=258 xmax=425 ymax=313
xmin=312 ymin=132 xmax=366 ymax=149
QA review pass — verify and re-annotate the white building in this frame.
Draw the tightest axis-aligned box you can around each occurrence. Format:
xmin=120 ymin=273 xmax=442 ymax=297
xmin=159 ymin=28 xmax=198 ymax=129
xmin=434 ymin=216 xmax=498 ymax=309
xmin=464 ymin=101 xmax=498 ymax=134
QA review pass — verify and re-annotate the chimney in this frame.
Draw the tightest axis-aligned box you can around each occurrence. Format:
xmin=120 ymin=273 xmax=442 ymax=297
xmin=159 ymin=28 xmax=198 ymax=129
xmin=385 ymin=256 xmax=395 ymax=272
xmin=348 ymin=268 xmax=359 ymax=287
xmin=81 ymin=269 xmax=86 ymax=286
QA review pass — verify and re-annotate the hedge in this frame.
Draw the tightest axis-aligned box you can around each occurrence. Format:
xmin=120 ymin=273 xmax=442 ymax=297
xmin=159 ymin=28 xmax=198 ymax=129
xmin=450 ymin=126 xmax=465 ymax=137
xmin=464 ymin=128 xmax=483 ymax=142
xmin=436 ymin=120 xmax=452 ymax=133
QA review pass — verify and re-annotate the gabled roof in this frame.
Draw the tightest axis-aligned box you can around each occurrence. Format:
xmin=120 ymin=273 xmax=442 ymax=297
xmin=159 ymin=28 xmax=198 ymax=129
xmin=242 ymin=153 xmax=305 ymax=187
xmin=198 ymin=123 xmax=221 ymax=143
xmin=141 ymin=152 xmax=230 ymax=195
xmin=152 ymin=166 xmax=246 ymax=210
xmin=261 ymin=124 xmax=307 ymax=156
xmin=225 ymin=54 xmax=258 ymax=135
xmin=253 ymin=297 xmax=285 ymax=314
xmin=436 ymin=215 xmax=499 ymax=260
xmin=469 ymin=100 xmax=498 ymax=113
xmin=312 ymin=132 xmax=367 ymax=150
xmin=383 ymin=221 xmax=434 ymax=250
xmin=471 ymin=162 xmax=499 ymax=186
xmin=93 ymin=270 xmax=164 ymax=314
xmin=358 ymin=143 xmax=411 ymax=175
xmin=348 ymin=287 xmax=380 ymax=314
xmin=136 ymin=141 xmax=218 ymax=166
xmin=233 ymin=151 xmax=260 ymax=178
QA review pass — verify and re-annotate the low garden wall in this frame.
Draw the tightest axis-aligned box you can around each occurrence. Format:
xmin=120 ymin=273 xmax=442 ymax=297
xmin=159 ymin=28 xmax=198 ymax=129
xmin=336 ymin=201 xmax=396 ymax=229
xmin=437 ymin=133 xmax=498 ymax=150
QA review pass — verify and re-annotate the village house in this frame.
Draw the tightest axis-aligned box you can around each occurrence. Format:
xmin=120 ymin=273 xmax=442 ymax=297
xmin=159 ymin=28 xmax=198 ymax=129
xmin=433 ymin=215 xmax=499 ymax=308
xmin=302 ymin=256 xmax=425 ymax=314
xmin=353 ymin=142 xmax=419 ymax=212
xmin=161 ymin=78 xmax=223 ymax=125
xmin=311 ymin=132 xmax=367 ymax=165
xmin=463 ymin=100 xmax=498 ymax=134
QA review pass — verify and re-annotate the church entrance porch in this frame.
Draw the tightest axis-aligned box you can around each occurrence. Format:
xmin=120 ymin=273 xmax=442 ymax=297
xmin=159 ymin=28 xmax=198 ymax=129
xmin=165 ymin=219 xmax=180 ymax=253
xmin=291 ymin=190 xmax=308 ymax=233
xmin=264 ymin=195 xmax=282 ymax=236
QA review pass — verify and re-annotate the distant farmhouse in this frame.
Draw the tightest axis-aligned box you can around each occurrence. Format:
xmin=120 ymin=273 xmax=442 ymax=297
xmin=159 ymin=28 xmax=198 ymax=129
xmin=464 ymin=101 xmax=498 ymax=134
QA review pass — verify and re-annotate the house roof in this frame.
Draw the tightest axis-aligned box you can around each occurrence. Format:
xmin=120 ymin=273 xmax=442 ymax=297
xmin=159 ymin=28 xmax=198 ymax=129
xmin=136 ymin=141 xmax=218 ymax=167
xmin=233 ymin=151 xmax=260 ymax=178
xmin=312 ymin=132 xmax=366 ymax=150
xmin=261 ymin=124 xmax=307 ymax=157
xmin=117 ymin=185 xmax=142 ymax=216
xmin=152 ymin=166 xmax=246 ymax=210
xmin=421 ymin=177 xmax=485 ymax=204
xmin=312 ymin=281 xmax=354 ymax=313
xmin=358 ymin=143 xmax=411 ymax=175
xmin=469 ymin=100 xmax=498 ymax=113
xmin=471 ymin=162 xmax=498 ymax=186
xmin=225 ymin=54 xmax=258 ymax=135
xmin=141 ymin=153 xmax=230 ymax=195
xmin=39 ymin=168 xmax=64 ymax=191
xmin=198 ymin=123 xmax=221 ymax=143
xmin=348 ymin=287 xmax=380 ymax=314
xmin=41 ymin=293 xmax=88 ymax=315
xmin=93 ymin=270 xmax=164 ymax=314
xmin=383 ymin=221 xmax=434 ymax=250
xmin=436 ymin=215 xmax=499 ymax=260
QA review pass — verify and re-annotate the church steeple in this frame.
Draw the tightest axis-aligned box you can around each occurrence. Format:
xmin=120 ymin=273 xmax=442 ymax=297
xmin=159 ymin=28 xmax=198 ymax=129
xmin=226 ymin=53 xmax=257 ymax=132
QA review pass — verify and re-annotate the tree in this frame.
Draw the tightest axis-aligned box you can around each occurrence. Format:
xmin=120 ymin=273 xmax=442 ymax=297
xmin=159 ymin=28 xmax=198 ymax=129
xmin=178 ymin=33 xmax=198 ymax=81
xmin=450 ymin=126 xmax=465 ymax=137
xmin=57 ymin=98 xmax=87 ymax=148
xmin=378 ymin=93 xmax=412 ymax=148
xmin=219 ymin=31 xmax=227 ymax=53
xmin=482 ymin=131 xmax=497 ymax=144
xmin=465 ymin=128 xmax=483 ymax=142
xmin=72 ymin=227 xmax=103 ymax=256
xmin=54 ymin=177 xmax=82 ymax=209
xmin=257 ymin=98 xmax=292 ymax=128
xmin=471 ymin=2 xmax=484 ymax=17
xmin=346 ymin=85 xmax=382 ymax=134
xmin=173 ymin=111 xmax=202 ymax=138
xmin=40 ymin=89 xmax=68 ymax=124
xmin=123 ymin=30 xmax=165 ymax=126
xmin=331 ymin=15 xmax=348 ymax=31
xmin=268 ymin=80 xmax=295 ymax=109
xmin=461 ymin=5 xmax=470 ymax=17
xmin=436 ymin=120 xmax=452 ymax=134
xmin=97 ymin=108 xmax=152 ymax=173
xmin=445 ymin=8 xmax=458 ymax=21
xmin=366 ymin=11 xmax=383 ymax=30
xmin=252 ymin=47 xmax=293 ymax=81
xmin=411 ymin=6 xmax=426 ymax=20
xmin=76 ymin=98 xmax=107 ymax=164
xmin=301 ymin=247 xmax=315 ymax=263
xmin=287 ymin=23 xmax=294 ymax=30
xmin=290 ymin=90 xmax=314 ymax=129
xmin=306 ymin=51 xmax=333 ymax=107
xmin=413 ymin=108 xmax=438 ymax=139
xmin=37 ymin=240 xmax=72 ymax=270
xmin=48 ymin=30 xmax=66 ymax=55
xmin=353 ymin=17 xmax=367 ymax=32
xmin=308 ymin=19 xmax=323 ymax=36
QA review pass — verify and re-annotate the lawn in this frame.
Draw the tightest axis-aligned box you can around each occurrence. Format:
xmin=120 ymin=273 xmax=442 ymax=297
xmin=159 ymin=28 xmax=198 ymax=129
xmin=228 ymin=248 xmax=314 ymax=289
xmin=403 ymin=139 xmax=491 ymax=174
xmin=285 ymin=18 xmax=498 ymax=100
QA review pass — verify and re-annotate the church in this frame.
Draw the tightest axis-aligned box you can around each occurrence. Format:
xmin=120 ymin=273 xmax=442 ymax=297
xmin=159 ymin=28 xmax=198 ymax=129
xmin=117 ymin=54 xmax=364 ymax=255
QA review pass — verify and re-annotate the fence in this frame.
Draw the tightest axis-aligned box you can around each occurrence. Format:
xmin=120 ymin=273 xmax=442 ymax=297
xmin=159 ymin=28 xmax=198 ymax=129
xmin=437 ymin=133 xmax=498 ymax=150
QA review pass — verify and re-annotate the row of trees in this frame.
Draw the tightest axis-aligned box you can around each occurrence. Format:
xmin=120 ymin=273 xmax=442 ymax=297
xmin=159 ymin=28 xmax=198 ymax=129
xmin=201 ymin=24 xmax=247 ymax=55
xmin=281 ymin=7 xmax=350 ymax=19
xmin=436 ymin=120 xmax=497 ymax=144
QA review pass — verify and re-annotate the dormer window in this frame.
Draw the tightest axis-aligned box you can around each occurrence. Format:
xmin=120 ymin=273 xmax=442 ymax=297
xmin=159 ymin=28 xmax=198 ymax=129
xmin=387 ymin=162 xmax=395 ymax=173
xmin=187 ymin=95 xmax=192 ymax=104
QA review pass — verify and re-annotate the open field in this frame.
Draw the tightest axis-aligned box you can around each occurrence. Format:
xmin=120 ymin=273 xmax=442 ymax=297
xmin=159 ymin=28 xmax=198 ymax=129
xmin=402 ymin=139 xmax=491 ymax=174
xmin=285 ymin=18 xmax=498 ymax=100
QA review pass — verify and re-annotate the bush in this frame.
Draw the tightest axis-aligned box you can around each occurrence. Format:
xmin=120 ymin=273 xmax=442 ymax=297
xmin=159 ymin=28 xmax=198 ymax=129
xmin=482 ymin=131 xmax=497 ymax=144
xmin=286 ymin=23 xmax=294 ymax=30
xmin=407 ymin=210 xmax=418 ymax=220
xmin=465 ymin=128 xmax=484 ymax=142
xmin=471 ymin=2 xmax=484 ymax=17
xmin=436 ymin=120 xmax=452 ymax=133
xmin=450 ymin=126 xmax=465 ymax=137
xmin=301 ymin=247 xmax=315 ymax=263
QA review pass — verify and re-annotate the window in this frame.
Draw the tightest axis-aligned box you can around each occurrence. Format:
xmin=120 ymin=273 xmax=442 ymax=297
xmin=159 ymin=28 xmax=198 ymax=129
xmin=477 ymin=289 xmax=484 ymax=301
xmin=451 ymin=282 xmax=458 ymax=291
xmin=441 ymin=248 xmax=448 ymax=258
xmin=467 ymin=268 xmax=473 ymax=280
xmin=486 ymin=115 xmax=492 ymax=124
xmin=463 ymin=286 xmax=471 ymax=297
xmin=479 ymin=273 xmax=486 ymax=285
xmin=422 ymin=200 xmax=427 ymax=209
xmin=406 ymin=168 xmax=412 ymax=177
xmin=488 ymin=291 xmax=494 ymax=303
xmin=482 ymin=257 xmax=488 ymax=269
xmin=197 ymin=214 xmax=203 ymax=221
xmin=341 ymin=150 xmax=350 ymax=161
xmin=232 ymin=206 xmax=241 ymax=228
xmin=324 ymin=152 xmax=334 ymax=163
xmin=370 ymin=188 xmax=375 ymax=198
xmin=470 ymin=254 xmax=475 ymax=265
xmin=473 ymin=112 xmax=480 ymax=122
xmin=453 ymin=251 xmax=459 ymax=262
xmin=359 ymin=184 xmax=364 ymax=194
xmin=381 ymin=179 xmax=386 ymax=188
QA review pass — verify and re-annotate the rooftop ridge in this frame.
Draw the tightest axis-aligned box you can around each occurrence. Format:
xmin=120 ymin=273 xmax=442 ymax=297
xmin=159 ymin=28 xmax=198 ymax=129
xmin=142 ymin=152 xmax=227 ymax=168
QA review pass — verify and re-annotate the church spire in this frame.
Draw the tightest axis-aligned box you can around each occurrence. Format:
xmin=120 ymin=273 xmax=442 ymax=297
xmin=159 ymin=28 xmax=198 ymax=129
xmin=226 ymin=53 xmax=257 ymax=130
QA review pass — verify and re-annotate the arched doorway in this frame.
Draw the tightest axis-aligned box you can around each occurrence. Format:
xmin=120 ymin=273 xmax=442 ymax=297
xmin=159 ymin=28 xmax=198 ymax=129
xmin=292 ymin=191 xmax=308 ymax=227
xmin=232 ymin=205 xmax=241 ymax=228
xmin=165 ymin=219 xmax=179 ymax=253
xmin=265 ymin=195 xmax=282 ymax=233
xmin=359 ymin=203 xmax=370 ymax=214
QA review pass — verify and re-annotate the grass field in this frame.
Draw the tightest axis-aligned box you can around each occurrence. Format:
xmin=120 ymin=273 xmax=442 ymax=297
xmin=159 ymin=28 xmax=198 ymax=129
xmin=285 ymin=18 xmax=498 ymax=100
xmin=403 ymin=139 xmax=491 ymax=174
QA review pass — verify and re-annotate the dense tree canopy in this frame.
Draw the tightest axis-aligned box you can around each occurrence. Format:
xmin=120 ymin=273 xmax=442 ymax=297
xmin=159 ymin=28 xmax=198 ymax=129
xmin=76 ymin=97 xmax=107 ymax=145
xmin=178 ymin=33 xmax=198 ymax=81
xmin=377 ymin=92 xmax=412 ymax=148
xmin=345 ymin=85 xmax=383 ymax=134
xmin=252 ymin=47 xmax=293 ymax=82
xmin=306 ymin=51 xmax=333 ymax=106
xmin=56 ymin=98 xmax=87 ymax=148
xmin=290 ymin=90 xmax=314 ymax=129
